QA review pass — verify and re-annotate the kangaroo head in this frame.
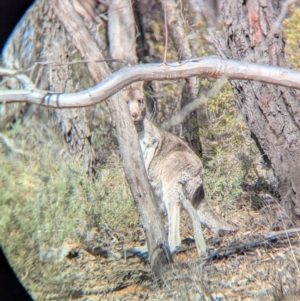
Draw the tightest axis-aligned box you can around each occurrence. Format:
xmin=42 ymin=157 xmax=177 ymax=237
xmin=123 ymin=81 xmax=146 ymax=131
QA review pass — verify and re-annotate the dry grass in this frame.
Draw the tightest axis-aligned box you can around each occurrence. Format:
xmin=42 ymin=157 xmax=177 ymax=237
xmin=0 ymin=118 xmax=138 ymax=299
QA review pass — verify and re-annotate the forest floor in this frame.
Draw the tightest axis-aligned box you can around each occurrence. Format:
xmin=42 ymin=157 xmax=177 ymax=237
xmin=1 ymin=124 xmax=300 ymax=301
xmin=38 ymin=199 xmax=300 ymax=301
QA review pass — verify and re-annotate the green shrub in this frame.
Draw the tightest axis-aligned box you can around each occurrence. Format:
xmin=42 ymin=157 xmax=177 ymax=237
xmin=0 ymin=122 xmax=137 ymax=299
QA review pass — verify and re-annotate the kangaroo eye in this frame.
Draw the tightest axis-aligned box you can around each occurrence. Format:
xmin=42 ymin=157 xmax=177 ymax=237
xmin=138 ymin=99 xmax=144 ymax=105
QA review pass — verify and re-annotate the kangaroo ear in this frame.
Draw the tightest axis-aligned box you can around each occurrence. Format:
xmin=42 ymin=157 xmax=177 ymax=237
xmin=130 ymin=81 xmax=144 ymax=91
xmin=123 ymin=82 xmax=144 ymax=100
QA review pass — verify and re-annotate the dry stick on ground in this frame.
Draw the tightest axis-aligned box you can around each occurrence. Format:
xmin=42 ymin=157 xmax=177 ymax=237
xmin=84 ymin=228 xmax=300 ymax=265
xmin=50 ymin=0 xmax=172 ymax=277
xmin=203 ymin=228 xmax=300 ymax=263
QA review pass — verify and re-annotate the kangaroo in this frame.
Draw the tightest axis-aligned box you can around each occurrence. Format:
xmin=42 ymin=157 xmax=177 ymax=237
xmin=123 ymin=82 xmax=236 ymax=254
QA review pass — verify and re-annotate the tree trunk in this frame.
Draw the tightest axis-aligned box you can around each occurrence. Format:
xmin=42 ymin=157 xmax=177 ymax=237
xmin=201 ymin=0 xmax=221 ymax=26
xmin=2 ymin=0 xmax=96 ymax=173
xmin=51 ymin=0 xmax=172 ymax=276
xmin=216 ymin=0 xmax=300 ymax=228
xmin=160 ymin=0 xmax=202 ymax=155
xmin=108 ymin=0 xmax=137 ymax=70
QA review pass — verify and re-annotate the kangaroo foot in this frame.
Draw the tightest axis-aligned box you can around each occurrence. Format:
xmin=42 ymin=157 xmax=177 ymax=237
xmin=197 ymin=199 xmax=238 ymax=236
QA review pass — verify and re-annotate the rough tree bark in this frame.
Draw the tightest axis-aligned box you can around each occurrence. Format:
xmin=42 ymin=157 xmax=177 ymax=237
xmin=160 ymin=0 xmax=202 ymax=155
xmin=2 ymin=0 xmax=96 ymax=173
xmin=108 ymin=0 xmax=137 ymax=70
xmin=201 ymin=0 xmax=221 ymax=26
xmin=51 ymin=0 xmax=172 ymax=276
xmin=216 ymin=0 xmax=300 ymax=228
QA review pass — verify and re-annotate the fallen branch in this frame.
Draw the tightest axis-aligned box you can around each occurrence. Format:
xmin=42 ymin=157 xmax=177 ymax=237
xmin=83 ymin=228 xmax=300 ymax=264
xmin=204 ymin=228 xmax=300 ymax=262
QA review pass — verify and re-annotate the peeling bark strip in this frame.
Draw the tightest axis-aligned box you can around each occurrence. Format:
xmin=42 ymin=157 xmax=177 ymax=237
xmin=217 ymin=0 xmax=300 ymax=228
xmin=50 ymin=0 xmax=172 ymax=276
xmin=2 ymin=57 xmax=300 ymax=106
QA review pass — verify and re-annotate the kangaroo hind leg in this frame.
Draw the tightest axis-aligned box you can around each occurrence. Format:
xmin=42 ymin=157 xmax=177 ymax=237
xmin=178 ymin=189 xmax=206 ymax=254
xmin=163 ymin=192 xmax=181 ymax=254
xmin=194 ymin=185 xmax=237 ymax=236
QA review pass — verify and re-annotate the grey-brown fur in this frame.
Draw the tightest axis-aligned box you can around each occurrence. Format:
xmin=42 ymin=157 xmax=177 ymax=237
xmin=124 ymin=82 xmax=236 ymax=254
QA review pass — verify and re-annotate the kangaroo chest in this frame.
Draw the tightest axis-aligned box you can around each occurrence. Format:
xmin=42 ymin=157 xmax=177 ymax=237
xmin=138 ymin=131 xmax=157 ymax=171
xmin=138 ymin=124 xmax=163 ymax=199
xmin=138 ymin=122 xmax=159 ymax=170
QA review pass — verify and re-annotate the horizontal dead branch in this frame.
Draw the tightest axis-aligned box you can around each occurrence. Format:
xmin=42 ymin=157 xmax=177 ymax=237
xmin=1 ymin=56 xmax=300 ymax=108
xmin=204 ymin=228 xmax=300 ymax=262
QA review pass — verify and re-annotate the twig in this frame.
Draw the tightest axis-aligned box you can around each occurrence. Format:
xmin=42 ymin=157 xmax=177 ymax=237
xmin=204 ymin=228 xmax=300 ymax=263
xmin=83 ymin=228 xmax=300 ymax=266
xmin=0 ymin=70 xmax=35 ymax=89
xmin=161 ymin=78 xmax=227 ymax=130
xmin=263 ymin=0 xmax=298 ymax=48
xmin=14 ymin=74 xmax=35 ymax=89
xmin=0 ymin=133 xmax=27 ymax=156
xmin=36 ymin=58 xmax=128 ymax=67
xmin=46 ymin=282 xmax=132 ymax=299
xmin=0 ymin=68 xmax=22 ymax=76
xmin=163 ymin=0 xmax=168 ymax=64
xmin=266 ymin=227 xmax=300 ymax=240
xmin=0 ymin=58 xmax=128 ymax=77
